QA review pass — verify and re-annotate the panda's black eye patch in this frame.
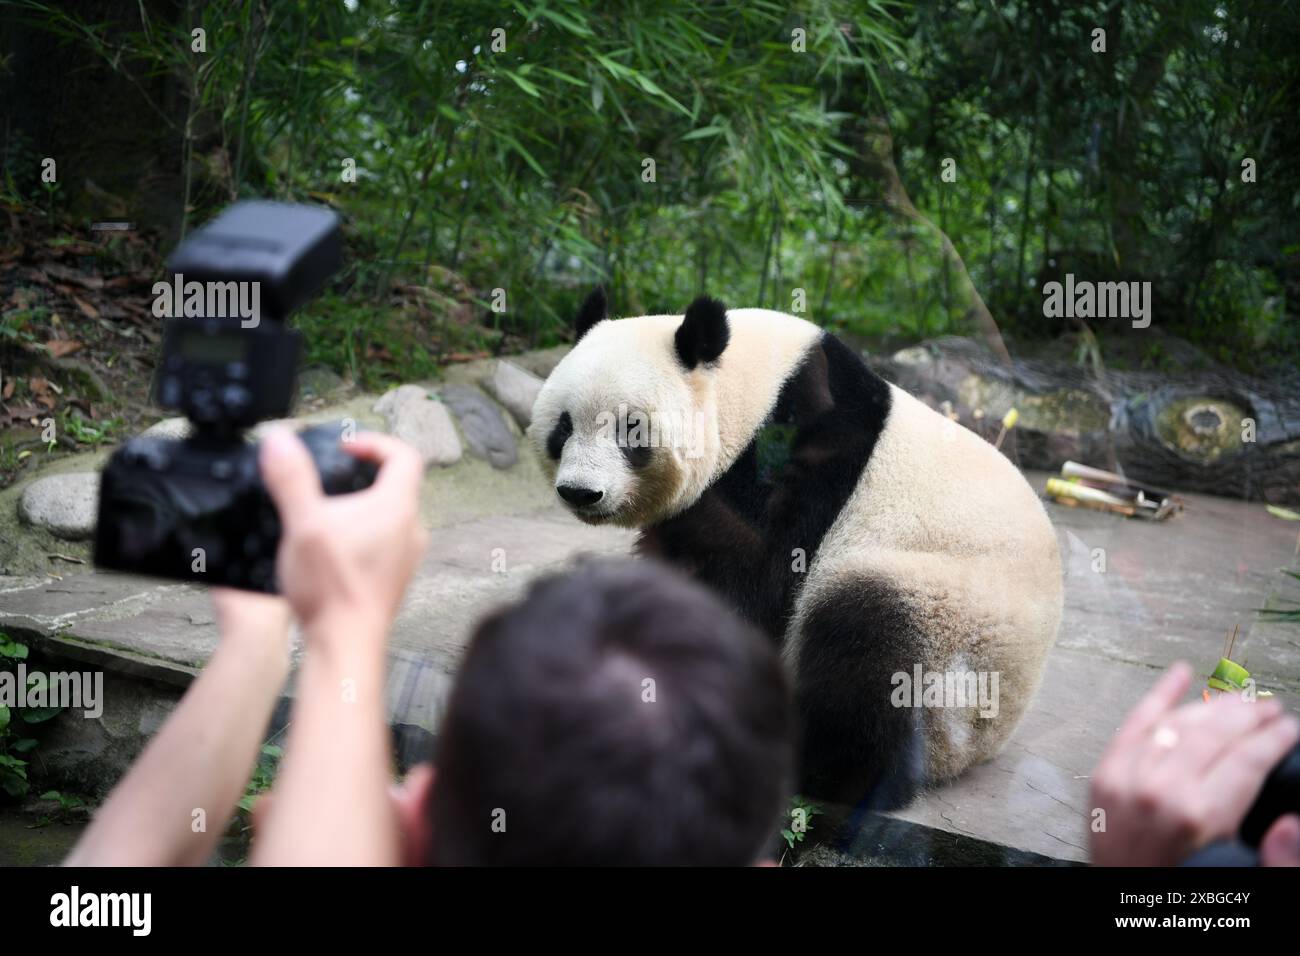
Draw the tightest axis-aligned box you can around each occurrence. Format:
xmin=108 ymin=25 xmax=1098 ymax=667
xmin=546 ymin=411 xmax=573 ymax=460
xmin=617 ymin=409 xmax=654 ymax=468
xmin=621 ymin=442 xmax=653 ymax=469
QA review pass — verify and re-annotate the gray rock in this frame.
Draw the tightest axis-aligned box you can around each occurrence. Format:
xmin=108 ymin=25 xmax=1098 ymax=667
xmin=249 ymin=417 xmax=347 ymax=442
xmin=30 ymin=667 xmax=184 ymax=800
xmin=140 ymin=416 xmax=192 ymax=440
xmin=439 ymin=385 xmax=518 ymax=469
xmin=147 ymin=415 xmax=343 ymax=446
xmin=143 ymin=416 xmax=304 ymax=446
xmin=298 ymin=365 xmax=346 ymax=400
xmin=512 ymin=346 xmax=569 ymax=380
xmin=18 ymin=472 xmax=101 ymax=540
xmin=373 ymin=385 xmax=463 ymax=467
xmin=481 ymin=359 xmax=543 ymax=428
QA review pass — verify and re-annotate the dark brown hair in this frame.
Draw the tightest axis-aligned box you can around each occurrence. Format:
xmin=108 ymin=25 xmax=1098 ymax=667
xmin=427 ymin=558 xmax=793 ymax=865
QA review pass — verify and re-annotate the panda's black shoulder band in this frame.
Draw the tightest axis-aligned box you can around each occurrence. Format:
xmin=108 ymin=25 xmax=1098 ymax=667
xmin=675 ymin=296 xmax=730 ymax=369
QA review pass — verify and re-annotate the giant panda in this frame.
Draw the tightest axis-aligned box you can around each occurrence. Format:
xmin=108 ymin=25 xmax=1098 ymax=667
xmin=527 ymin=288 xmax=1063 ymax=807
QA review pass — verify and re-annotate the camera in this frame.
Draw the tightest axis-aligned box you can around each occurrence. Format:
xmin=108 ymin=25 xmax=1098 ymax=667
xmin=1183 ymin=742 xmax=1300 ymax=865
xmin=1240 ymin=741 xmax=1300 ymax=847
xmin=94 ymin=201 xmax=377 ymax=592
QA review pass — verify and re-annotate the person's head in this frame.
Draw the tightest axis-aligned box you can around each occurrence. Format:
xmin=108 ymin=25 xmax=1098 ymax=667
xmin=424 ymin=558 xmax=794 ymax=865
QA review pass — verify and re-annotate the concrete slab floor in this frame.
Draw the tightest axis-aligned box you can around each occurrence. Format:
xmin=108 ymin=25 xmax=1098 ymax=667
xmin=886 ymin=474 xmax=1300 ymax=863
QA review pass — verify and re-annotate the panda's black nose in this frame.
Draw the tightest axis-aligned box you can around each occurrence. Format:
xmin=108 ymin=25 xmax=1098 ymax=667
xmin=557 ymin=484 xmax=604 ymax=507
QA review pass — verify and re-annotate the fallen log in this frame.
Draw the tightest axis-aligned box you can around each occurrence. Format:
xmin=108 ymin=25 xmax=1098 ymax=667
xmin=871 ymin=336 xmax=1300 ymax=506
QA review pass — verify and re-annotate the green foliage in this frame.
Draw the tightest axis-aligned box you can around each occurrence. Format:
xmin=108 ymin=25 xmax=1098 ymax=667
xmin=214 ymin=740 xmax=283 ymax=865
xmin=0 ymin=631 xmax=65 ymax=800
xmin=296 ymin=291 xmax=445 ymax=390
xmin=882 ymin=0 xmax=1299 ymax=366
xmin=0 ymin=307 xmax=44 ymax=348
xmin=7 ymin=0 xmax=1296 ymax=377
xmin=1194 ymin=261 xmax=1287 ymax=359
xmin=39 ymin=177 xmax=61 ymax=221
xmin=58 ymin=413 xmax=124 ymax=449
xmin=7 ymin=0 xmax=911 ymax=380
xmin=236 ymin=742 xmax=282 ymax=816
xmin=1259 ymin=568 xmax=1300 ymax=624
xmin=781 ymin=794 xmax=825 ymax=850
xmin=0 ymin=126 xmax=44 ymax=203
xmin=29 ymin=790 xmax=90 ymax=828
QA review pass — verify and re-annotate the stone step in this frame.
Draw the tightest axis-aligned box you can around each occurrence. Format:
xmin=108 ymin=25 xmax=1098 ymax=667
xmin=0 ymin=506 xmax=636 ymax=796
xmin=0 ymin=506 xmax=637 ymax=705
xmin=0 ymin=351 xmax=560 ymax=579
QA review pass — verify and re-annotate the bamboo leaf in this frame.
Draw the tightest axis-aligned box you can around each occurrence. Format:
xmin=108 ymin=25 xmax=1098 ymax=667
xmin=502 ymin=70 xmax=542 ymax=98
xmin=680 ymin=126 xmax=726 ymax=142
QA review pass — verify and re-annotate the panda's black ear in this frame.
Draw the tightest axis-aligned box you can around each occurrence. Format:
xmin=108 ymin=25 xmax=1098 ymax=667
xmin=675 ymin=296 xmax=729 ymax=369
xmin=574 ymin=286 xmax=608 ymax=343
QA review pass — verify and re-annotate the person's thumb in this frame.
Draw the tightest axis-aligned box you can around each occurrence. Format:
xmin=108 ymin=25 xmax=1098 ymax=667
xmin=1260 ymin=814 xmax=1300 ymax=867
xmin=259 ymin=428 xmax=323 ymax=529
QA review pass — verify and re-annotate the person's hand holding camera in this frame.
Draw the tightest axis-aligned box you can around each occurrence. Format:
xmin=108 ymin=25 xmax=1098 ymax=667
xmin=259 ymin=428 xmax=427 ymax=652
xmin=249 ymin=427 xmax=426 ymax=866
xmin=1090 ymin=662 xmax=1300 ymax=867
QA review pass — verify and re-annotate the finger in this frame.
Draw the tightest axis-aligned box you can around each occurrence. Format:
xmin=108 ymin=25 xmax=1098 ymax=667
xmin=345 ymin=430 xmax=422 ymax=470
xmin=260 ymin=428 xmax=324 ymax=530
xmin=1147 ymin=695 xmax=1284 ymax=779
xmin=345 ymin=432 xmax=424 ymax=494
xmin=1202 ymin=714 xmax=1300 ymax=833
xmin=1260 ymin=814 xmax=1300 ymax=867
xmin=1105 ymin=663 xmax=1194 ymax=758
xmin=341 ymin=430 xmax=413 ymax=463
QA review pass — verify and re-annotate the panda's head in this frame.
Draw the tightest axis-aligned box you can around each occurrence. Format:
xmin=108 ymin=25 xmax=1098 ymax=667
xmin=527 ymin=288 xmax=730 ymax=527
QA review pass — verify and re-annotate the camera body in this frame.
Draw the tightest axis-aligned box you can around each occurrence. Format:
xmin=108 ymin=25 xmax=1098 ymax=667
xmin=96 ymin=424 xmax=374 ymax=592
xmin=1241 ymin=741 xmax=1300 ymax=848
xmin=1186 ymin=743 xmax=1300 ymax=865
xmin=94 ymin=201 xmax=376 ymax=593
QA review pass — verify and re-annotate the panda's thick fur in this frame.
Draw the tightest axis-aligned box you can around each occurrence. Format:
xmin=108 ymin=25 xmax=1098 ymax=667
xmin=528 ymin=289 xmax=1063 ymax=807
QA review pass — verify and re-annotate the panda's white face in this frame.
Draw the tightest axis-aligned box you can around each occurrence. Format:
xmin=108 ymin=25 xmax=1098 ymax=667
xmin=528 ymin=314 xmax=722 ymax=528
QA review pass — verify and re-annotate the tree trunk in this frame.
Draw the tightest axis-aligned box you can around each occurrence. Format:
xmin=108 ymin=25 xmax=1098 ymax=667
xmin=875 ymin=336 xmax=1300 ymax=506
xmin=0 ymin=0 xmax=188 ymax=242
xmin=859 ymin=118 xmax=1013 ymax=365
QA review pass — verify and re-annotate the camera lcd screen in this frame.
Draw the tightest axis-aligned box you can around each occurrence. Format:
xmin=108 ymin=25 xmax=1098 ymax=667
xmin=179 ymin=330 xmax=247 ymax=363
